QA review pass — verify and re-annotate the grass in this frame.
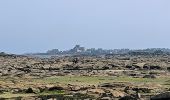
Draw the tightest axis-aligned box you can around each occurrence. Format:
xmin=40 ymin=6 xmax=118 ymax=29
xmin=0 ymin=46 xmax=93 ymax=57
xmin=33 ymin=75 xmax=170 ymax=87
xmin=39 ymin=90 xmax=65 ymax=95
xmin=0 ymin=91 xmax=65 ymax=99
xmin=34 ymin=76 xmax=170 ymax=84
xmin=0 ymin=75 xmax=170 ymax=99
xmin=33 ymin=76 xmax=116 ymax=85
xmin=0 ymin=92 xmax=36 ymax=98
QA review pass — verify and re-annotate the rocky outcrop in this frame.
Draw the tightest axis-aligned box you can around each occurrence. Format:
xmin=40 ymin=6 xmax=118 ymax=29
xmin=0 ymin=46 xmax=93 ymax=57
xmin=151 ymin=92 xmax=170 ymax=100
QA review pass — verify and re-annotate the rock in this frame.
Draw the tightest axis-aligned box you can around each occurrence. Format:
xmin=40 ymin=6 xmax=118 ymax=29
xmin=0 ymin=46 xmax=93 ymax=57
xmin=151 ymin=92 xmax=170 ymax=100
xmin=100 ymin=92 xmax=113 ymax=98
xmin=132 ymin=87 xmax=152 ymax=93
xmin=111 ymin=90 xmax=126 ymax=98
xmin=98 ymin=83 xmax=114 ymax=88
xmin=100 ymin=97 xmax=112 ymax=100
xmin=11 ymin=88 xmax=23 ymax=94
xmin=25 ymin=88 xmax=34 ymax=93
xmin=143 ymin=75 xmax=156 ymax=79
xmin=21 ymin=97 xmax=39 ymax=100
xmin=167 ymin=67 xmax=170 ymax=71
xmin=87 ymin=89 xmax=105 ymax=94
xmin=32 ymin=87 xmax=41 ymax=93
xmin=48 ymin=86 xmax=64 ymax=91
xmin=143 ymin=65 xmax=162 ymax=70
xmin=150 ymin=66 xmax=162 ymax=70
xmin=37 ymin=87 xmax=46 ymax=93
xmin=99 ymin=82 xmax=129 ymax=89
xmin=0 ymin=89 xmax=4 ymax=94
xmin=119 ymin=95 xmax=137 ymax=100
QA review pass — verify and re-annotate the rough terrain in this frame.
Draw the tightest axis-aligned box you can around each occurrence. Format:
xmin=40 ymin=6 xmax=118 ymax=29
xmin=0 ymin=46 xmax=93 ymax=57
xmin=0 ymin=53 xmax=170 ymax=100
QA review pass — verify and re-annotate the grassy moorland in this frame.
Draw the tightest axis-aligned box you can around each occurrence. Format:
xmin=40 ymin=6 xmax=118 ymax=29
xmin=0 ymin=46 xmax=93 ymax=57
xmin=0 ymin=75 xmax=169 ymax=99
xmin=0 ymin=54 xmax=170 ymax=99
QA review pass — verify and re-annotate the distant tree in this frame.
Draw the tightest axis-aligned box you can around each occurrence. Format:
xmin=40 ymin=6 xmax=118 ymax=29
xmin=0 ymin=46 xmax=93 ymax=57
xmin=46 ymin=49 xmax=59 ymax=55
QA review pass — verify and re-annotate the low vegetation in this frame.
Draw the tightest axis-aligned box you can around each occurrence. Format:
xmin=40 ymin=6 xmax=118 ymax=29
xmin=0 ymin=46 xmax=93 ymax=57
xmin=0 ymin=52 xmax=170 ymax=99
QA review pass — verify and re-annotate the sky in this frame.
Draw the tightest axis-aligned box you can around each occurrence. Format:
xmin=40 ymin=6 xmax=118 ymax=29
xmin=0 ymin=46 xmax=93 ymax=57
xmin=0 ymin=0 xmax=170 ymax=54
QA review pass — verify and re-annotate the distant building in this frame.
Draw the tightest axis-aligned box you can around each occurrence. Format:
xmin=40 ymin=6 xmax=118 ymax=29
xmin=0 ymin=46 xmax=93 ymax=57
xmin=70 ymin=45 xmax=85 ymax=53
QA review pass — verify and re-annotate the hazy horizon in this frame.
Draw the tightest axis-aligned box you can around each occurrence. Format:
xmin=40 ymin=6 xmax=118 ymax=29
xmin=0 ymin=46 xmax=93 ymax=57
xmin=0 ymin=0 xmax=170 ymax=54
